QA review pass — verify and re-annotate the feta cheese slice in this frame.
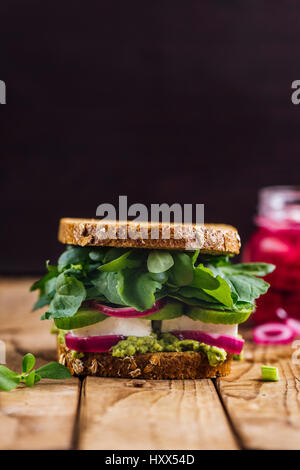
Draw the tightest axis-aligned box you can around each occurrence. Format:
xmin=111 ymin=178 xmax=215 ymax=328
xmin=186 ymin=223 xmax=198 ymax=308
xmin=72 ymin=317 xmax=152 ymax=338
xmin=161 ymin=316 xmax=238 ymax=337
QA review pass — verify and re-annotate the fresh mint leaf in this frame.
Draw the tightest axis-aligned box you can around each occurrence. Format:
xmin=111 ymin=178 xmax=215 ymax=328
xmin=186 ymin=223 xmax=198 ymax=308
xmin=36 ymin=362 xmax=72 ymax=380
xmin=0 ymin=366 xmax=20 ymax=391
xmin=147 ymin=250 xmax=174 ymax=273
xmin=22 ymin=353 xmax=35 ymax=374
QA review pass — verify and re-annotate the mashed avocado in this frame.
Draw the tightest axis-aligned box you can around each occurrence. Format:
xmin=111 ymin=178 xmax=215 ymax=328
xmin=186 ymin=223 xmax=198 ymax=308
xmin=52 ymin=325 xmax=227 ymax=367
xmin=50 ymin=323 xmax=69 ymax=345
xmin=111 ymin=333 xmax=227 ymax=367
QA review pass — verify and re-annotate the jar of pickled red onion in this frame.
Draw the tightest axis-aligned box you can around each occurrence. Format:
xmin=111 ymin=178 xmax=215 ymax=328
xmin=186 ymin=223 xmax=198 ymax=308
xmin=243 ymin=186 xmax=300 ymax=324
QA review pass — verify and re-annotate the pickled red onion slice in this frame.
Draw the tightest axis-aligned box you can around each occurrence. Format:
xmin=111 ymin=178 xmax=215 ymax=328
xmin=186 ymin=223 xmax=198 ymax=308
xmin=65 ymin=333 xmax=125 ymax=352
xmin=285 ymin=318 xmax=300 ymax=338
xmin=92 ymin=299 xmax=166 ymax=318
xmin=253 ymin=322 xmax=294 ymax=345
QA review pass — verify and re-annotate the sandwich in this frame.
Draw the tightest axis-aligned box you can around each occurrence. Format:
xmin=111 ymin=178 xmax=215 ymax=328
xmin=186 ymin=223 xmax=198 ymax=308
xmin=31 ymin=218 xmax=275 ymax=379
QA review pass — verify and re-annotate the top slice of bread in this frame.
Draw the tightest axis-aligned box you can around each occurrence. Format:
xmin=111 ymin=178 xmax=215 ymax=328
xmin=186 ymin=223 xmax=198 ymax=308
xmin=58 ymin=218 xmax=241 ymax=255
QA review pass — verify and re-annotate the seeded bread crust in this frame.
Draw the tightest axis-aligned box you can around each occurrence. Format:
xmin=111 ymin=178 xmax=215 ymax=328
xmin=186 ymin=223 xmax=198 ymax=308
xmin=57 ymin=342 xmax=233 ymax=379
xmin=58 ymin=218 xmax=241 ymax=255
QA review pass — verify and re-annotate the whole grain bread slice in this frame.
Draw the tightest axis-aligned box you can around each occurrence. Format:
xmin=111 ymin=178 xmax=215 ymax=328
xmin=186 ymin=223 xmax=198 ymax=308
xmin=58 ymin=218 xmax=240 ymax=254
xmin=58 ymin=342 xmax=233 ymax=379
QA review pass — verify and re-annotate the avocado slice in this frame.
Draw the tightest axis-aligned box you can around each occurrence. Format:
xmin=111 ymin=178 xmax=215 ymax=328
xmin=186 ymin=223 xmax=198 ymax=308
xmin=186 ymin=305 xmax=253 ymax=325
xmin=141 ymin=301 xmax=184 ymax=320
xmin=54 ymin=308 xmax=107 ymax=330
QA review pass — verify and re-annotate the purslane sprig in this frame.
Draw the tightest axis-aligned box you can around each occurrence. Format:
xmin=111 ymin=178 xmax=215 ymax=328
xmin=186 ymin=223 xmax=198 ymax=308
xmin=0 ymin=353 xmax=72 ymax=391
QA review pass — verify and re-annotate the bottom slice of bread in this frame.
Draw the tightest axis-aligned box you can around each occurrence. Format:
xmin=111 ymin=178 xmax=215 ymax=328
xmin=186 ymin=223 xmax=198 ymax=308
xmin=58 ymin=342 xmax=232 ymax=379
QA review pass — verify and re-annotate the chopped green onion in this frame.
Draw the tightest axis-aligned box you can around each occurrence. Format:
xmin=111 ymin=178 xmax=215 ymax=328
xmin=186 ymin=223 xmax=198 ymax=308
xmin=261 ymin=365 xmax=279 ymax=382
xmin=233 ymin=351 xmax=243 ymax=361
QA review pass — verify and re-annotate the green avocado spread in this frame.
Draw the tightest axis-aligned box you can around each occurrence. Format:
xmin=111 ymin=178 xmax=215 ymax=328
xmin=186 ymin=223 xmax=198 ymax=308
xmin=111 ymin=333 xmax=227 ymax=367
xmin=52 ymin=326 xmax=227 ymax=367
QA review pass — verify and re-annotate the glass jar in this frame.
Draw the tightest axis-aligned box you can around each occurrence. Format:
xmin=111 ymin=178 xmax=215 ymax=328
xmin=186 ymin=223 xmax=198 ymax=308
xmin=243 ymin=186 xmax=300 ymax=324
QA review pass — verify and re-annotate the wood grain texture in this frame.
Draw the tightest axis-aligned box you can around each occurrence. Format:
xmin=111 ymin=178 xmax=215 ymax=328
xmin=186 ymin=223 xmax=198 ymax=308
xmin=2 ymin=278 xmax=300 ymax=450
xmin=79 ymin=377 xmax=238 ymax=450
xmin=216 ymin=337 xmax=300 ymax=450
xmin=0 ymin=278 xmax=81 ymax=450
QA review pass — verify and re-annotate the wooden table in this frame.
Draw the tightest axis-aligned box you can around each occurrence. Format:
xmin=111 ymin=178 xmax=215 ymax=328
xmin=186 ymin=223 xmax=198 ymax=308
xmin=1 ymin=277 xmax=300 ymax=450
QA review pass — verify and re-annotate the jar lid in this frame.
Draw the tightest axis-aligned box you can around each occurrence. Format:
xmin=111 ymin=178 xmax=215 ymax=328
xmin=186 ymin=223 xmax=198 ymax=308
xmin=257 ymin=186 xmax=300 ymax=226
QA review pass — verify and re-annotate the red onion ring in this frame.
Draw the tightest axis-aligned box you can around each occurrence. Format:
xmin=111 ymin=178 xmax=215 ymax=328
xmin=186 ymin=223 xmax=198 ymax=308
xmin=285 ymin=318 xmax=300 ymax=338
xmin=253 ymin=322 xmax=294 ymax=345
xmin=92 ymin=298 xmax=166 ymax=318
xmin=65 ymin=334 xmax=125 ymax=352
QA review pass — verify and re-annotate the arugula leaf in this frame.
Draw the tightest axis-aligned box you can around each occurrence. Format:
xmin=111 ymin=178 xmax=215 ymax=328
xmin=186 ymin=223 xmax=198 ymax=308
xmin=118 ymin=269 xmax=162 ymax=311
xmin=168 ymin=252 xmax=194 ymax=286
xmin=22 ymin=353 xmax=35 ymax=373
xmin=36 ymin=362 xmax=72 ymax=379
xmin=45 ymin=273 xmax=86 ymax=319
xmin=0 ymin=366 xmax=20 ymax=391
xmin=147 ymin=250 xmax=174 ymax=273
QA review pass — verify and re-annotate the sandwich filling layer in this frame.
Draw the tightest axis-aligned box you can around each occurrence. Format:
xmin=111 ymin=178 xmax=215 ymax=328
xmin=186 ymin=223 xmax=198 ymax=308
xmin=32 ymin=244 xmax=275 ymax=366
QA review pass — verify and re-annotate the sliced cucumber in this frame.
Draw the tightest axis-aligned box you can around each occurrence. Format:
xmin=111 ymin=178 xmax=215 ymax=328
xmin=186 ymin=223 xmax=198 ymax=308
xmin=186 ymin=305 xmax=253 ymax=325
xmin=54 ymin=308 xmax=107 ymax=330
xmin=141 ymin=301 xmax=184 ymax=320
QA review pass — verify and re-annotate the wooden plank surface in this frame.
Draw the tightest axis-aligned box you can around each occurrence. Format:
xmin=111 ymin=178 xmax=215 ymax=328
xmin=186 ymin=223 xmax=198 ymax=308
xmin=216 ymin=337 xmax=300 ymax=450
xmin=1 ymin=277 xmax=300 ymax=450
xmin=0 ymin=278 xmax=81 ymax=450
xmin=79 ymin=377 xmax=238 ymax=450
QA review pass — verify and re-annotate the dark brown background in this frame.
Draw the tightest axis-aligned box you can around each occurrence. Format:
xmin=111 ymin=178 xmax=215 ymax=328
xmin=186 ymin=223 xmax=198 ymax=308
xmin=1 ymin=1 xmax=300 ymax=273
